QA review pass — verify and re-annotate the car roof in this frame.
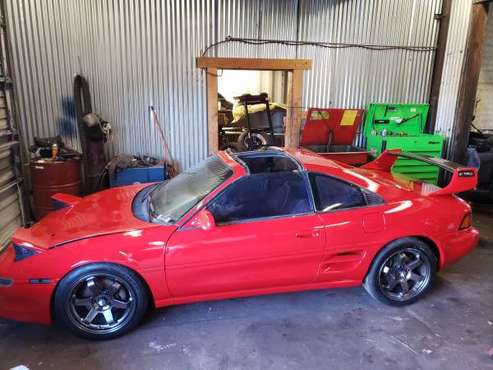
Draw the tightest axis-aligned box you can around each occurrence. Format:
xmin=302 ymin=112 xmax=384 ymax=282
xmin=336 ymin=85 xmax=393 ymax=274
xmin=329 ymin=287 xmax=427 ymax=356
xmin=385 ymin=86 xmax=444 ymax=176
xmin=233 ymin=148 xmax=303 ymax=173
xmin=285 ymin=147 xmax=423 ymax=201
xmin=234 ymin=147 xmax=421 ymax=201
xmin=226 ymin=147 xmax=422 ymax=202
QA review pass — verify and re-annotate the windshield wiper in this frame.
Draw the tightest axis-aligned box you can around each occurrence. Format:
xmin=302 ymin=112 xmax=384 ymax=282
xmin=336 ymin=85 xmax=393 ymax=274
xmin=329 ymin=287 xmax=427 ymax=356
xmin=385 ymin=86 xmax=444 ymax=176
xmin=148 ymin=196 xmax=158 ymax=222
xmin=148 ymin=198 xmax=175 ymax=225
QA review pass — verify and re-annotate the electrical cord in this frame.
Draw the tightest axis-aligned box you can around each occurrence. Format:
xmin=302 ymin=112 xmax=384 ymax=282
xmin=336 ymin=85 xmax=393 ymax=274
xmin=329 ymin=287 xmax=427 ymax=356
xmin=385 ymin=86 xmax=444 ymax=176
xmin=201 ymin=36 xmax=436 ymax=56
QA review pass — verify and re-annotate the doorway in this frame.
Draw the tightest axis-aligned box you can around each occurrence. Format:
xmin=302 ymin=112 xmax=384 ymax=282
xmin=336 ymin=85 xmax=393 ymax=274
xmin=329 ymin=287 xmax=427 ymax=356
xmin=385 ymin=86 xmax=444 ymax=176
xmin=196 ymin=57 xmax=312 ymax=154
xmin=217 ymin=70 xmax=288 ymax=151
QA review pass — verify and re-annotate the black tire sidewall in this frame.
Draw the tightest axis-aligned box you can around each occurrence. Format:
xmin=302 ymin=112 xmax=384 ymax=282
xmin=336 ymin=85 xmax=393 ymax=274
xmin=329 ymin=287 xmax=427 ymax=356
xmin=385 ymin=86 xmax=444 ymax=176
xmin=54 ymin=263 xmax=149 ymax=340
xmin=364 ymin=237 xmax=437 ymax=306
xmin=237 ymin=131 xmax=268 ymax=150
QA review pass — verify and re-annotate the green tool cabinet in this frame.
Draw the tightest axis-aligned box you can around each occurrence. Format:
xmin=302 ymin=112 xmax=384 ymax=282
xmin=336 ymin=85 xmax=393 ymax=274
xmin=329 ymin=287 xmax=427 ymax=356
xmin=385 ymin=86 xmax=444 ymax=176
xmin=364 ymin=104 xmax=445 ymax=184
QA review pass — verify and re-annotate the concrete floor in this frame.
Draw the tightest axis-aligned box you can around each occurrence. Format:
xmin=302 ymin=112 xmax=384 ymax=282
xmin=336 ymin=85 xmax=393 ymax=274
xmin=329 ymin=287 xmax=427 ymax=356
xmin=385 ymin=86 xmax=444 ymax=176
xmin=1 ymin=205 xmax=492 ymax=370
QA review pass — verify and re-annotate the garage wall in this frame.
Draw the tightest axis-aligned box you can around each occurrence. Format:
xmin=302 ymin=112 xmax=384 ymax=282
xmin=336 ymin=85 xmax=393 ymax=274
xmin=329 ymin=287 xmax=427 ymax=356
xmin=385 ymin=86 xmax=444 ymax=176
xmin=475 ymin=15 xmax=493 ymax=131
xmin=0 ymin=0 xmax=25 ymax=249
xmin=6 ymin=0 xmax=451 ymax=170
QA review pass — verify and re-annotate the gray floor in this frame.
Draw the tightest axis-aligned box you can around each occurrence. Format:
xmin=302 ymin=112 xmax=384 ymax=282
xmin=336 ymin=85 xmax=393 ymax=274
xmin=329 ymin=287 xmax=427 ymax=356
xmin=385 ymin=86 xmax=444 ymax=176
xmin=1 ymin=205 xmax=492 ymax=370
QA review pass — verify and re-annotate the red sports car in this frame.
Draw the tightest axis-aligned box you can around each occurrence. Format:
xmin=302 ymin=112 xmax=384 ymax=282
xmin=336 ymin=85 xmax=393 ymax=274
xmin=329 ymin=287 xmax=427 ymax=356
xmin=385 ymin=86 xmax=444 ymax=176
xmin=0 ymin=148 xmax=479 ymax=339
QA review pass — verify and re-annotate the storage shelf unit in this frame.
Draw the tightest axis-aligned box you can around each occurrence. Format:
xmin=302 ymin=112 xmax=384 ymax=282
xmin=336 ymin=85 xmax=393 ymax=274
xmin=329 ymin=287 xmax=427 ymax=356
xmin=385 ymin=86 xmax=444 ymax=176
xmin=364 ymin=104 xmax=445 ymax=184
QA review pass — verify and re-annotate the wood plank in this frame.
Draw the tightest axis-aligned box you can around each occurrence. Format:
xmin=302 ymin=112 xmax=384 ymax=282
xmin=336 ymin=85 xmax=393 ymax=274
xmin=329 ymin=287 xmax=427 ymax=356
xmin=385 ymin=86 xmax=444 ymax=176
xmin=197 ymin=57 xmax=312 ymax=71
xmin=285 ymin=70 xmax=303 ymax=148
xmin=206 ymin=68 xmax=219 ymax=154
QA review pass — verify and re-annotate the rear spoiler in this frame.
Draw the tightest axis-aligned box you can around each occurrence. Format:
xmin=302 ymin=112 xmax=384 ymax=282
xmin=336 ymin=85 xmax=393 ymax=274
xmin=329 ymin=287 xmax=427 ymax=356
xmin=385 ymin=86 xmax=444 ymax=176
xmin=361 ymin=150 xmax=478 ymax=196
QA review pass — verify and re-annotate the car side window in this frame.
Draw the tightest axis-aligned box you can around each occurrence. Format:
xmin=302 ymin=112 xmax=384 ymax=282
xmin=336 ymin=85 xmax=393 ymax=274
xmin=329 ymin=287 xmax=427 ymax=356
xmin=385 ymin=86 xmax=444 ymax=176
xmin=308 ymin=173 xmax=367 ymax=212
xmin=208 ymin=171 xmax=312 ymax=224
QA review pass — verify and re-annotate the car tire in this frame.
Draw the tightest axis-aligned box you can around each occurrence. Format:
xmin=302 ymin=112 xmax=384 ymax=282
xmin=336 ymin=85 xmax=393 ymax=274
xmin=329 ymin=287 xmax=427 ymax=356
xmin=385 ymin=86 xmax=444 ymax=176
xmin=363 ymin=237 xmax=437 ymax=306
xmin=237 ymin=131 xmax=269 ymax=151
xmin=54 ymin=263 xmax=149 ymax=340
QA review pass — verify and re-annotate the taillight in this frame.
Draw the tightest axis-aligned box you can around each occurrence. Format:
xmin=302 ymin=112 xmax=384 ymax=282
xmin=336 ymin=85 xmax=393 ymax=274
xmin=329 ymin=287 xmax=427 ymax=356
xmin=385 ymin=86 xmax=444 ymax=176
xmin=459 ymin=213 xmax=472 ymax=230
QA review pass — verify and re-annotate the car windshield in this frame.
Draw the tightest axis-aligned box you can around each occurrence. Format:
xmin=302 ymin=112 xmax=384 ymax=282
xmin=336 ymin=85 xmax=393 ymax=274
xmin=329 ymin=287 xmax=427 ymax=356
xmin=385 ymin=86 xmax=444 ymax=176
xmin=149 ymin=155 xmax=233 ymax=224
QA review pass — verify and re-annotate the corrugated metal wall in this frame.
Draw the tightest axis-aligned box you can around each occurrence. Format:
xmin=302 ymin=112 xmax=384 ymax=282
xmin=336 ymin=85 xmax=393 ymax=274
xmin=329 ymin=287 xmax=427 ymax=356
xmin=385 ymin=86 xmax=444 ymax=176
xmin=0 ymin=0 xmax=25 ymax=250
xmin=298 ymin=0 xmax=441 ymax=110
xmin=6 ymin=0 xmax=451 ymax=169
xmin=77 ymin=0 xmax=216 ymax=169
xmin=6 ymin=0 xmax=82 ymax=151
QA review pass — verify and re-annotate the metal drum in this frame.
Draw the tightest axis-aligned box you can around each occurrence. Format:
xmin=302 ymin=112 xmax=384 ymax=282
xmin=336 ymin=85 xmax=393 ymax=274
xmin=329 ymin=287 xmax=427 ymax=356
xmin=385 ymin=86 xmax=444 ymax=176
xmin=30 ymin=158 xmax=81 ymax=220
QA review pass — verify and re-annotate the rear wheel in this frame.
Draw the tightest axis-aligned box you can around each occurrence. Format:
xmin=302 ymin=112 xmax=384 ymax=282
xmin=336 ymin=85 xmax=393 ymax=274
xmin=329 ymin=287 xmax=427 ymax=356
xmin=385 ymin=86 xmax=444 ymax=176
xmin=364 ymin=238 xmax=437 ymax=306
xmin=54 ymin=263 xmax=149 ymax=340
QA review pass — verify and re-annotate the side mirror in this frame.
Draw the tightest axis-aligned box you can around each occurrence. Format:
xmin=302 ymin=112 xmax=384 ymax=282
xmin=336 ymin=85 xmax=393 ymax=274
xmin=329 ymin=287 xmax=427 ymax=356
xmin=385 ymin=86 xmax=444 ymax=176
xmin=190 ymin=208 xmax=216 ymax=230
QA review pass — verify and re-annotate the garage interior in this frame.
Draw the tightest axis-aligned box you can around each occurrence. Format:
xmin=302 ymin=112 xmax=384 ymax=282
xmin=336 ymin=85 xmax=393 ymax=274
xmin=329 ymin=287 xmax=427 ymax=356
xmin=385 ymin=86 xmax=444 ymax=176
xmin=1 ymin=0 xmax=493 ymax=369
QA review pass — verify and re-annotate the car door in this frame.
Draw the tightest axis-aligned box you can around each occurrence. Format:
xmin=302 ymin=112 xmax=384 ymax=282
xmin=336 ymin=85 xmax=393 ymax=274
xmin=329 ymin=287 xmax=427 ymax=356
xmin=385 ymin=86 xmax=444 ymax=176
xmin=165 ymin=171 xmax=325 ymax=298
xmin=307 ymin=172 xmax=386 ymax=283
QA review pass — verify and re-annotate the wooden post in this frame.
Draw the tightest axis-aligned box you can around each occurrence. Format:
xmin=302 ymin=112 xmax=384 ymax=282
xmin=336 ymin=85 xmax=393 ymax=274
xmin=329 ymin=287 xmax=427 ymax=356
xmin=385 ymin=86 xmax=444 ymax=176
xmin=285 ymin=69 xmax=303 ymax=148
xmin=206 ymin=68 xmax=218 ymax=154
xmin=450 ymin=2 xmax=489 ymax=163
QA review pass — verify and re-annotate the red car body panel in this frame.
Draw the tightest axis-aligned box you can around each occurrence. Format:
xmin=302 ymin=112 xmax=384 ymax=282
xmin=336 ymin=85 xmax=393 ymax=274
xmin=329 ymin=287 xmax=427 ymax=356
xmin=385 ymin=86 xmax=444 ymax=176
xmin=13 ymin=184 xmax=159 ymax=249
xmin=166 ymin=213 xmax=326 ymax=298
xmin=0 ymin=148 xmax=479 ymax=325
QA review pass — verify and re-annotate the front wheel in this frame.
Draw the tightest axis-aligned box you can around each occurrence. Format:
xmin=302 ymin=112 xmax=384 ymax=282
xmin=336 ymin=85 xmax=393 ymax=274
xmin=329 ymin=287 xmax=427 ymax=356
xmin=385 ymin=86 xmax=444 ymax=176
xmin=364 ymin=238 xmax=437 ymax=306
xmin=54 ymin=263 xmax=149 ymax=340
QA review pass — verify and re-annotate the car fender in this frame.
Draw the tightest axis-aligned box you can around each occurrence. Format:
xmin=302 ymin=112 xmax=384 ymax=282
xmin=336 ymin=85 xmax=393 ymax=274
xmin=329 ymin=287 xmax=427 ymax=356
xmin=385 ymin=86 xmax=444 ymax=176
xmin=14 ymin=226 xmax=177 ymax=314
xmin=365 ymin=233 xmax=445 ymax=275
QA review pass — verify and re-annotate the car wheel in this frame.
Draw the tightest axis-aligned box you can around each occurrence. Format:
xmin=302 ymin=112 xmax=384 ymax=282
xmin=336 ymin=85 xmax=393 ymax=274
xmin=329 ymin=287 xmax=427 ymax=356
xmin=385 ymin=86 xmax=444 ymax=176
xmin=54 ymin=263 xmax=149 ymax=340
xmin=237 ymin=131 xmax=269 ymax=150
xmin=363 ymin=237 xmax=437 ymax=306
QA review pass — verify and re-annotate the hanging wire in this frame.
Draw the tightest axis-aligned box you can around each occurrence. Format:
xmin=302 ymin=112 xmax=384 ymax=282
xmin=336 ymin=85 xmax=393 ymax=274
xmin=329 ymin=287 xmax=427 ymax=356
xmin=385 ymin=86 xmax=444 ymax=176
xmin=201 ymin=36 xmax=436 ymax=56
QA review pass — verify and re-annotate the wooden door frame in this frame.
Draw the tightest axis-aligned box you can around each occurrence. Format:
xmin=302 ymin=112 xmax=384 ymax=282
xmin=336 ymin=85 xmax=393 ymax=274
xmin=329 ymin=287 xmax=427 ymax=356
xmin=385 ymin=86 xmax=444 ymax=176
xmin=196 ymin=57 xmax=312 ymax=154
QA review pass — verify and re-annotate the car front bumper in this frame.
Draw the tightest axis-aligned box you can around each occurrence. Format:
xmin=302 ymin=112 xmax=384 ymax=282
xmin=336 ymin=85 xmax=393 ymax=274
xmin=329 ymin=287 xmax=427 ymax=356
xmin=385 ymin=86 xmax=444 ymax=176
xmin=0 ymin=245 xmax=54 ymax=325
xmin=0 ymin=280 xmax=54 ymax=324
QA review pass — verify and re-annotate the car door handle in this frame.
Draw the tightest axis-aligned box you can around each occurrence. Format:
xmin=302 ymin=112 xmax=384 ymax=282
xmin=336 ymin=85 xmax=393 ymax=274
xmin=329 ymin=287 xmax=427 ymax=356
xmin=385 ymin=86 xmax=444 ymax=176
xmin=296 ymin=231 xmax=320 ymax=238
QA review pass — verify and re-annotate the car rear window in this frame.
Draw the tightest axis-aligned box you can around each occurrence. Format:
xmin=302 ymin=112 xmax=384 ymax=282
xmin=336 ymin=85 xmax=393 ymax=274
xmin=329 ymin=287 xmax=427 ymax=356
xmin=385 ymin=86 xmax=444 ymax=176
xmin=309 ymin=173 xmax=367 ymax=212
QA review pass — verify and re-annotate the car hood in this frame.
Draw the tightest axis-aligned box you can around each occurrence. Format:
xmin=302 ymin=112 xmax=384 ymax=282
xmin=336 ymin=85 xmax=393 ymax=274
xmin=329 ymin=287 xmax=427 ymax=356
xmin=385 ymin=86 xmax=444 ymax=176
xmin=13 ymin=184 xmax=160 ymax=249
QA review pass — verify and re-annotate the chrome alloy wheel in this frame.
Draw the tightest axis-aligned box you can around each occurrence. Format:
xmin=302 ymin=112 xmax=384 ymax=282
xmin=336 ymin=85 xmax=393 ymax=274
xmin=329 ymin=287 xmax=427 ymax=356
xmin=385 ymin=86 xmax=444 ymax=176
xmin=66 ymin=274 xmax=136 ymax=335
xmin=378 ymin=247 xmax=432 ymax=302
